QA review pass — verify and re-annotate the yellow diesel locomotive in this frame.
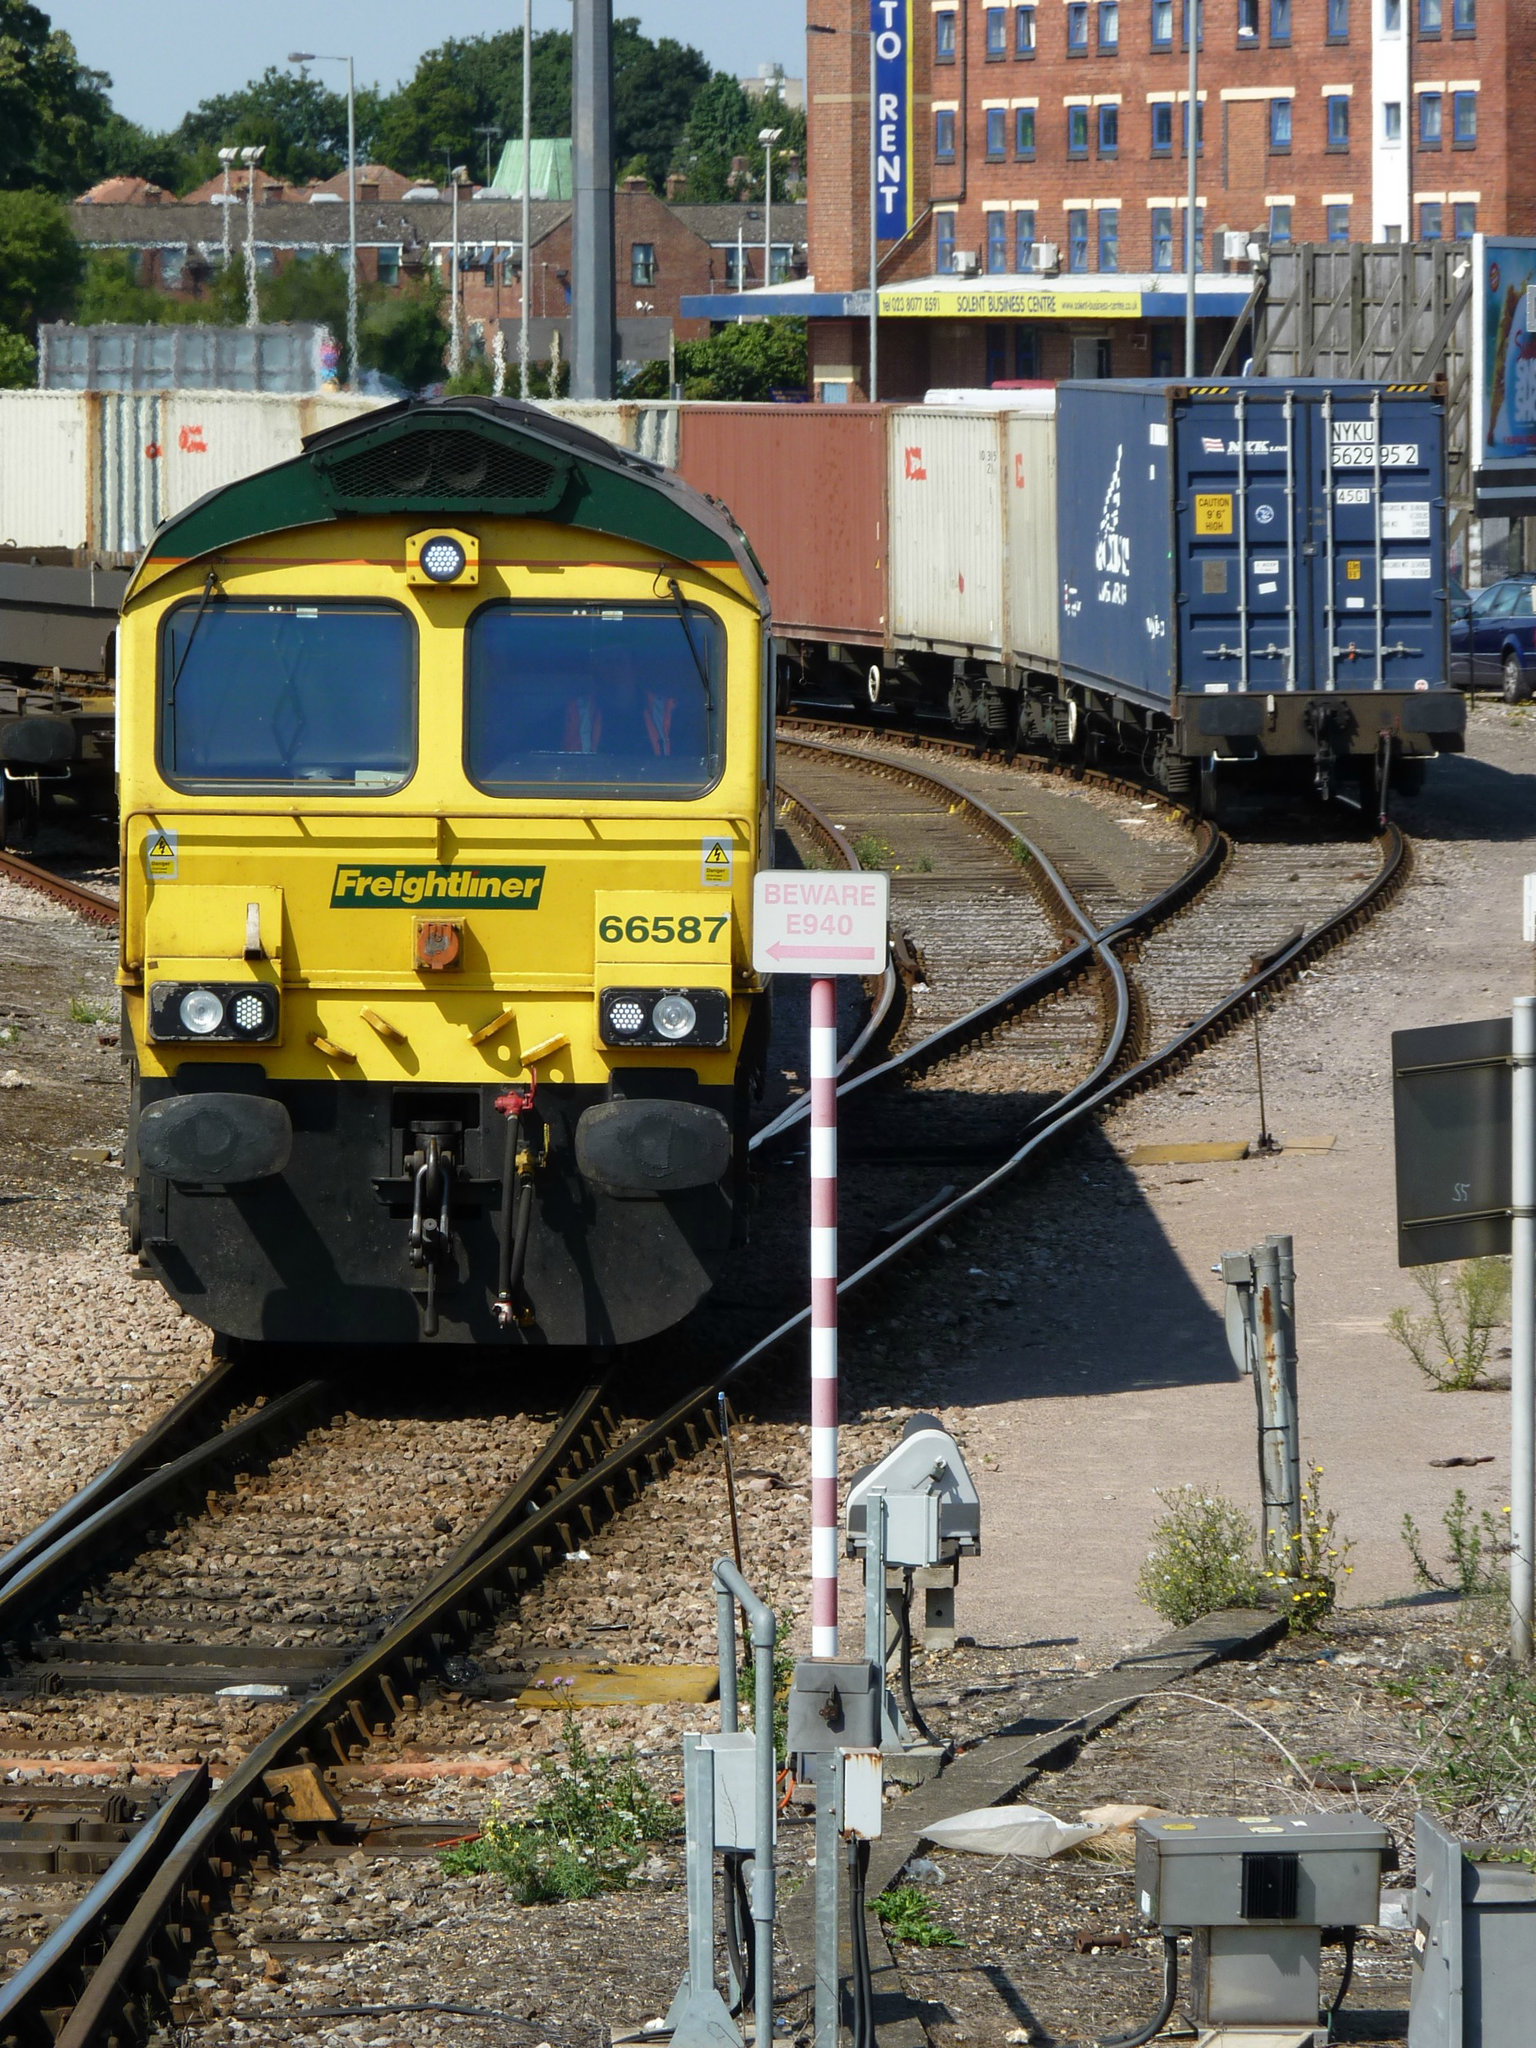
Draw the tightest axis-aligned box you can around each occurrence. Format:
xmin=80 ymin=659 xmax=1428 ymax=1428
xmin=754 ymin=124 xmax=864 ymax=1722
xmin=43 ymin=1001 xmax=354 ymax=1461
xmin=117 ymin=399 xmax=772 ymax=1347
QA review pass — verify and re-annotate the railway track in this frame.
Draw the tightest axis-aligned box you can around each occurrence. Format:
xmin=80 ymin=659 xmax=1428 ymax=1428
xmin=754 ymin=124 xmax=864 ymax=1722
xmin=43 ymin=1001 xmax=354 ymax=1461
xmin=0 ymin=730 xmax=1410 ymax=2043
xmin=0 ymin=851 xmax=117 ymax=928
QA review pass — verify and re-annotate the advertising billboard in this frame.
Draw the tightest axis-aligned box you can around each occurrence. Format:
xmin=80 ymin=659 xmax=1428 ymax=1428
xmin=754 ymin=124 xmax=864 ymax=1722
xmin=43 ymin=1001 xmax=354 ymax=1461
xmin=872 ymin=0 xmax=913 ymax=242
xmin=1471 ymin=234 xmax=1536 ymax=512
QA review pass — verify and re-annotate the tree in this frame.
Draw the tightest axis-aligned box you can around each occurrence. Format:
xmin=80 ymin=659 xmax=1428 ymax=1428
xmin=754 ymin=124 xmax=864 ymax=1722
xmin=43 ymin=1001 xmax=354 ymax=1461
xmin=88 ymin=113 xmax=198 ymax=195
xmin=173 ymin=68 xmax=384 ymax=190
xmin=76 ymin=250 xmax=198 ymax=326
xmin=627 ymin=316 xmax=806 ymax=401
xmin=677 ymin=75 xmax=806 ymax=205
xmin=359 ymin=275 xmax=449 ymax=392
xmin=0 ymin=328 xmax=35 ymax=386
xmin=371 ymin=19 xmax=708 ymax=188
xmin=0 ymin=188 xmax=79 ymax=335
xmin=0 ymin=0 xmax=113 ymax=193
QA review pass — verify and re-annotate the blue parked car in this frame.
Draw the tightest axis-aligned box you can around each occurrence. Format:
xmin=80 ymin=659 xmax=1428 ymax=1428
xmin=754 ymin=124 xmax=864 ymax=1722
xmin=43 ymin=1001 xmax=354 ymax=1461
xmin=1449 ymin=575 xmax=1536 ymax=699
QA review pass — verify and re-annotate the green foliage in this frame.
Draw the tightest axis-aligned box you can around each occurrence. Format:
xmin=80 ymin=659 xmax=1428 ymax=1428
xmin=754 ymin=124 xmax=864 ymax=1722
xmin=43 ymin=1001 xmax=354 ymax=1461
xmin=438 ymin=1715 xmax=673 ymax=1903
xmin=0 ymin=1 xmax=113 ymax=194
xmin=1402 ymin=1488 xmax=1511 ymax=1598
xmin=1007 ymin=837 xmax=1033 ymax=866
xmin=358 ymin=275 xmax=448 ymax=393
xmin=173 ymin=67 xmax=383 ymax=189
xmin=851 ymin=833 xmax=896 ymax=870
xmin=88 ymin=112 xmax=197 ymax=194
xmin=372 ymin=19 xmax=707 ymax=189
xmin=75 ymin=250 xmax=215 ymax=327
xmin=680 ymin=76 xmax=806 ymax=204
xmin=1388 ymin=1258 xmax=1510 ymax=1390
xmin=67 ymin=994 xmax=111 ymax=1024
xmin=0 ymin=188 xmax=78 ymax=337
xmin=1393 ymin=1653 xmax=1536 ymax=1845
xmin=876 ymin=1886 xmax=964 ymax=1947
xmin=0 ymin=326 xmax=35 ymax=386
xmin=1264 ymin=1466 xmax=1355 ymax=1632
xmin=627 ymin=316 xmax=806 ymax=402
xmin=1136 ymin=1484 xmax=1263 ymax=1627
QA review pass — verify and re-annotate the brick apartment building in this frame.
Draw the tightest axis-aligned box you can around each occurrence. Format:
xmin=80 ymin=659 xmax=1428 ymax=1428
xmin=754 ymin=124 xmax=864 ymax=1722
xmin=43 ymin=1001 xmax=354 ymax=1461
xmin=708 ymin=0 xmax=1531 ymax=398
xmin=70 ymin=175 xmax=807 ymax=359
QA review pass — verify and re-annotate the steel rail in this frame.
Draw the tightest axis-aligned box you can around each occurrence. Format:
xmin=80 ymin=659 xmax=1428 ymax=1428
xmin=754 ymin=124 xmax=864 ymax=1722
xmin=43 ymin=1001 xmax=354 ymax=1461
xmin=0 ymin=849 xmax=117 ymax=926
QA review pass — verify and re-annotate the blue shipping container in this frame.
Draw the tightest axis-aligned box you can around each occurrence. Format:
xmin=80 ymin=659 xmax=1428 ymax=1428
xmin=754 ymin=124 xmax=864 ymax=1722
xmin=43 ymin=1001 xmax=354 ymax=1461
xmin=1055 ymin=379 xmax=1451 ymax=710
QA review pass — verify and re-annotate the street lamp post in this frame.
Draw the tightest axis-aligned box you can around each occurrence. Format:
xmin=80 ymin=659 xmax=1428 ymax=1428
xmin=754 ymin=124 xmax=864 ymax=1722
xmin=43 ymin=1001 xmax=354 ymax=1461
xmin=1185 ymin=0 xmax=1199 ymax=375
xmin=289 ymin=53 xmax=358 ymax=390
xmin=758 ymin=126 xmax=783 ymax=290
xmin=217 ymin=147 xmax=238 ymax=271
xmin=520 ymin=0 xmax=532 ymax=400
xmin=807 ymin=23 xmax=877 ymax=400
xmin=449 ymin=166 xmax=468 ymax=379
xmin=240 ymin=145 xmax=265 ymax=329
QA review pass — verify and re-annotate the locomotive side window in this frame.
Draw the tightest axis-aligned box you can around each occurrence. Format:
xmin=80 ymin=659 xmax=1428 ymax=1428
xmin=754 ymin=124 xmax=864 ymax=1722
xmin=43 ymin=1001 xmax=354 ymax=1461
xmin=158 ymin=601 xmax=415 ymax=791
xmin=465 ymin=602 xmax=724 ymax=799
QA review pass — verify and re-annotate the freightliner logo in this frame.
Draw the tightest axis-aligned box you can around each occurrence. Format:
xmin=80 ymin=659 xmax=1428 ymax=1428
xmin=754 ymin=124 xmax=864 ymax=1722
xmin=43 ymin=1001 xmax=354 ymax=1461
xmin=331 ymin=864 xmax=545 ymax=907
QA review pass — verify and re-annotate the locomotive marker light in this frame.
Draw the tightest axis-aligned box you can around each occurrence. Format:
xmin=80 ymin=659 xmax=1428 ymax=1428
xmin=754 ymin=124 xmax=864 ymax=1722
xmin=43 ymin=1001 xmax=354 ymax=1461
xmin=404 ymin=527 xmax=479 ymax=587
xmin=752 ymin=867 xmax=891 ymax=1660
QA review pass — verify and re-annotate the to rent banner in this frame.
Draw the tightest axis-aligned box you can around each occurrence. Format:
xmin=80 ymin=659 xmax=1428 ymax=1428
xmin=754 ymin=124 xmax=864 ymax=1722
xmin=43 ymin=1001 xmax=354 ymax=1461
xmin=872 ymin=0 xmax=913 ymax=242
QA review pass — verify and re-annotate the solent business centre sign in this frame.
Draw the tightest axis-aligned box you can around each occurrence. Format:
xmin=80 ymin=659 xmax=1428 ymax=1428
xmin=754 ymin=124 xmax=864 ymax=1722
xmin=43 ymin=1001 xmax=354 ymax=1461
xmin=872 ymin=0 xmax=913 ymax=242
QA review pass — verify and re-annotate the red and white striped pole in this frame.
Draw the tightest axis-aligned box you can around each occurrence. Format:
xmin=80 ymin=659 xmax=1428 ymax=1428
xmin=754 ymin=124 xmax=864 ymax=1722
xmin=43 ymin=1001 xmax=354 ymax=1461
xmin=810 ymin=976 xmax=839 ymax=1657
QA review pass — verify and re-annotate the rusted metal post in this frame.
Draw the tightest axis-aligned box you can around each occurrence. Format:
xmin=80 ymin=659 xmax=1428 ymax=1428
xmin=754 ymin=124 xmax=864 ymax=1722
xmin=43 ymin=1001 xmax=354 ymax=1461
xmin=1252 ymin=1236 xmax=1302 ymax=1576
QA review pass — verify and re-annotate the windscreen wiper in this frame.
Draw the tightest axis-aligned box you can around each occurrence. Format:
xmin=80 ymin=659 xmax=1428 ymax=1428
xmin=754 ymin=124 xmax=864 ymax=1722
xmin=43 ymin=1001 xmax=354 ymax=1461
xmin=165 ymin=569 xmax=221 ymax=715
xmin=666 ymin=576 xmax=712 ymax=697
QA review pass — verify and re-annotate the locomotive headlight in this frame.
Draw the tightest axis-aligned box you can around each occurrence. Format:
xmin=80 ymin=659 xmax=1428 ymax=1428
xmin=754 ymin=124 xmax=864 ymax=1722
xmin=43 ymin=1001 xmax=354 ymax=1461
xmin=179 ymin=987 xmax=225 ymax=1036
xmin=404 ymin=526 xmax=479 ymax=587
xmin=652 ymin=993 xmax=697 ymax=1041
xmin=420 ymin=535 xmax=466 ymax=583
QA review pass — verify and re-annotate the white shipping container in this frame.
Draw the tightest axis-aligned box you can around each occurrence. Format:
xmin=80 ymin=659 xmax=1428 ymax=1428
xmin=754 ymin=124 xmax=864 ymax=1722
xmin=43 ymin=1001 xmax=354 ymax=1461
xmin=1004 ymin=404 xmax=1059 ymax=669
xmin=886 ymin=407 xmax=1008 ymax=660
xmin=0 ymin=391 xmax=90 ymax=550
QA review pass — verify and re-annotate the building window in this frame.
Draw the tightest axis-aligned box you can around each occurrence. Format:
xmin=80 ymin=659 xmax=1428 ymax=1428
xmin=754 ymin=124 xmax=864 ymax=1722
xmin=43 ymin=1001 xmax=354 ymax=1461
xmin=1015 ymin=208 xmax=1036 ymax=269
xmin=1326 ymin=94 xmax=1350 ymax=148
xmin=1238 ymin=0 xmax=1259 ymax=36
xmin=1187 ymin=205 xmax=1205 ymax=268
xmin=1098 ymin=1 xmax=1119 ymax=48
xmin=1270 ymin=98 xmax=1291 ymax=148
xmin=1270 ymin=0 xmax=1290 ymax=35
xmin=986 ymin=106 xmax=1007 ymax=157
xmin=1452 ymin=199 xmax=1476 ymax=236
xmin=1384 ymin=100 xmax=1402 ymax=141
xmin=986 ymin=6 xmax=1008 ymax=55
xmin=1419 ymin=0 xmax=1441 ymax=29
xmin=1015 ymin=106 xmax=1036 ymax=156
xmin=1015 ymin=327 xmax=1039 ymax=375
xmin=986 ymin=323 xmax=1008 ymax=385
xmin=1452 ymin=90 xmax=1477 ymax=145
xmin=1181 ymin=0 xmax=1203 ymax=46
xmin=935 ymin=211 xmax=957 ymax=270
xmin=1182 ymin=100 xmax=1205 ymax=153
xmin=630 ymin=242 xmax=655 ymax=286
xmin=1067 ymin=2 xmax=1089 ymax=49
xmin=987 ymin=210 xmax=1009 ymax=271
xmin=1098 ymin=209 xmax=1119 ymax=270
xmin=1419 ymin=200 xmax=1443 ymax=237
xmin=1326 ymin=201 xmax=1350 ymax=239
xmin=1269 ymin=202 xmax=1292 ymax=244
xmin=934 ymin=108 xmax=956 ymax=160
xmin=1384 ymin=0 xmax=1402 ymax=27
xmin=1067 ymin=208 xmax=1089 ymax=271
xmin=1151 ymin=206 xmax=1174 ymax=269
xmin=1152 ymin=0 xmax=1173 ymax=42
xmin=935 ymin=9 xmax=956 ymax=60
xmin=1419 ymin=91 xmax=1442 ymax=145
xmin=1152 ymin=102 xmax=1173 ymax=152
xmin=1452 ymin=0 xmax=1474 ymax=30
xmin=1015 ymin=6 xmax=1035 ymax=54
xmin=1068 ymin=104 xmax=1090 ymax=154
xmin=376 ymin=246 xmax=401 ymax=286
xmin=1098 ymin=103 xmax=1119 ymax=152
xmin=1326 ymin=0 xmax=1348 ymax=35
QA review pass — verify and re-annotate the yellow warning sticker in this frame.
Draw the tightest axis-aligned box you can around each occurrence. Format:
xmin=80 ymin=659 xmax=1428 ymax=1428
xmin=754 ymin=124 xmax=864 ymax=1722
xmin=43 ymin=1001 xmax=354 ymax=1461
xmin=700 ymin=835 xmax=733 ymax=889
xmin=145 ymin=828 xmax=178 ymax=880
xmin=1345 ymin=558 xmax=1362 ymax=581
xmin=1193 ymin=493 xmax=1233 ymax=537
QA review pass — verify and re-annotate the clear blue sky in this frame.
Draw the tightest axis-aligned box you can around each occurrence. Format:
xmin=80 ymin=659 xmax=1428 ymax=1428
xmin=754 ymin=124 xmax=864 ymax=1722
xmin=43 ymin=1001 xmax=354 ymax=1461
xmin=48 ymin=0 xmax=804 ymax=133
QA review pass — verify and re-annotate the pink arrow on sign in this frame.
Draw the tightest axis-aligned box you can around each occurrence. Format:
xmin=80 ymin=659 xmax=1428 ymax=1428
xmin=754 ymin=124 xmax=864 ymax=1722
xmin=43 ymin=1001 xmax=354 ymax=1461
xmin=767 ymin=940 xmax=878 ymax=961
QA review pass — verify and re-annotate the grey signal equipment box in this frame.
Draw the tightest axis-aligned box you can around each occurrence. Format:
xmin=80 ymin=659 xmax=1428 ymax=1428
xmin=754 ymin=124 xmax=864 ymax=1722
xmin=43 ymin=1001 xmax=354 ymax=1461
xmin=1409 ymin=1810 xmax=1536 ymax=2048
xmin=1136 ymin=1813 xmax=1394 ymax=2040
xmin=785 ymin=1659 xmax=882 ymax=1757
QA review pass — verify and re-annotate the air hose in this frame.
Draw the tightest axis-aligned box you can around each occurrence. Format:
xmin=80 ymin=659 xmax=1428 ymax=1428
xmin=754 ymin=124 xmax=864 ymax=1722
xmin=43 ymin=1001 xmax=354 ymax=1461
xmin=495 ymin=1104 xmax=535 ymax=1335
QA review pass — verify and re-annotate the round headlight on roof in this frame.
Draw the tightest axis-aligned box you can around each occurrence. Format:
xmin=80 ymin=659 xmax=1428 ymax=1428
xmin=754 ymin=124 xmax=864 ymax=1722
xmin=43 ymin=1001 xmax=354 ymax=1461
xmin=179 ymin=987 xmax=225 ymax=1036
xmin=652 ymin=994 xmax=698 ymax=1041
xmin=419 ymin=534 xmax=467 ymax=583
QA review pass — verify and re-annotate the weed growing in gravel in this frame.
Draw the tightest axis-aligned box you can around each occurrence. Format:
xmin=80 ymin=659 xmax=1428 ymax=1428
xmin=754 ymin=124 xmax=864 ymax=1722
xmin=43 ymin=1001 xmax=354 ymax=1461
xmin=66 ymin=995 xmax=112 ymax=1025
xmin=852 ymin=833 xmax=897 ymax=870
xmin=439 ymin=1715 xmax=674 ymax=1903
xmin=1387 ymin=1258 xmax=1509 ymax=1390
xmin=1266 ymin=1467 xmax=1355 ymax=1632
xmin=1391 ymin=1653 xmax=1536 ymax=1847
xmin=1402 ymin=1489 xmax=1511 ymax=1599
xmin=1007 ymin=837 xmax=1032 ymax=867
xmin=1136 ymin=1485 xmax=1262 ymax=1627
xmin=876 ymin=1886 xmax=964 ymax=1947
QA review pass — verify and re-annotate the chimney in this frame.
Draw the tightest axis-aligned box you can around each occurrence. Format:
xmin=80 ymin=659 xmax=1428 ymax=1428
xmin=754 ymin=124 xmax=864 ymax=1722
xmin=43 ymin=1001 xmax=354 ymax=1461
xmin=665 ymin=171 xmax=688 ymax=200
xmin=621 ymin=174 xmax=649 ymax=194
xmin=361 ymin=180 xmax=379 ymax=200
xmin=143 ymin=183 xmax=163 ymax=205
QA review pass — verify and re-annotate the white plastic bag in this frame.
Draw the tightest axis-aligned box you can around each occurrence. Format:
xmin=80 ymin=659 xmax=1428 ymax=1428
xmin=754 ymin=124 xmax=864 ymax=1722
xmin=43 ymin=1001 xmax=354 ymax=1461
xmin=920 ymin=1803 xmax=1103 ymax=1859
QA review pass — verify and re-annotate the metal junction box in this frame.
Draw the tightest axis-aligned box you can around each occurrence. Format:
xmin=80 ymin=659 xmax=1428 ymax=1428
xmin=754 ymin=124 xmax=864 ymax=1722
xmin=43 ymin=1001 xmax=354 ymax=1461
xmin=1137 ymin=1813 xmax=1394 ymax=2040
xmin=1410 ymin=1810 xmax=1536 ymax=2048
xmin=786 ymin=1659 xmax=881 ymax=1756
